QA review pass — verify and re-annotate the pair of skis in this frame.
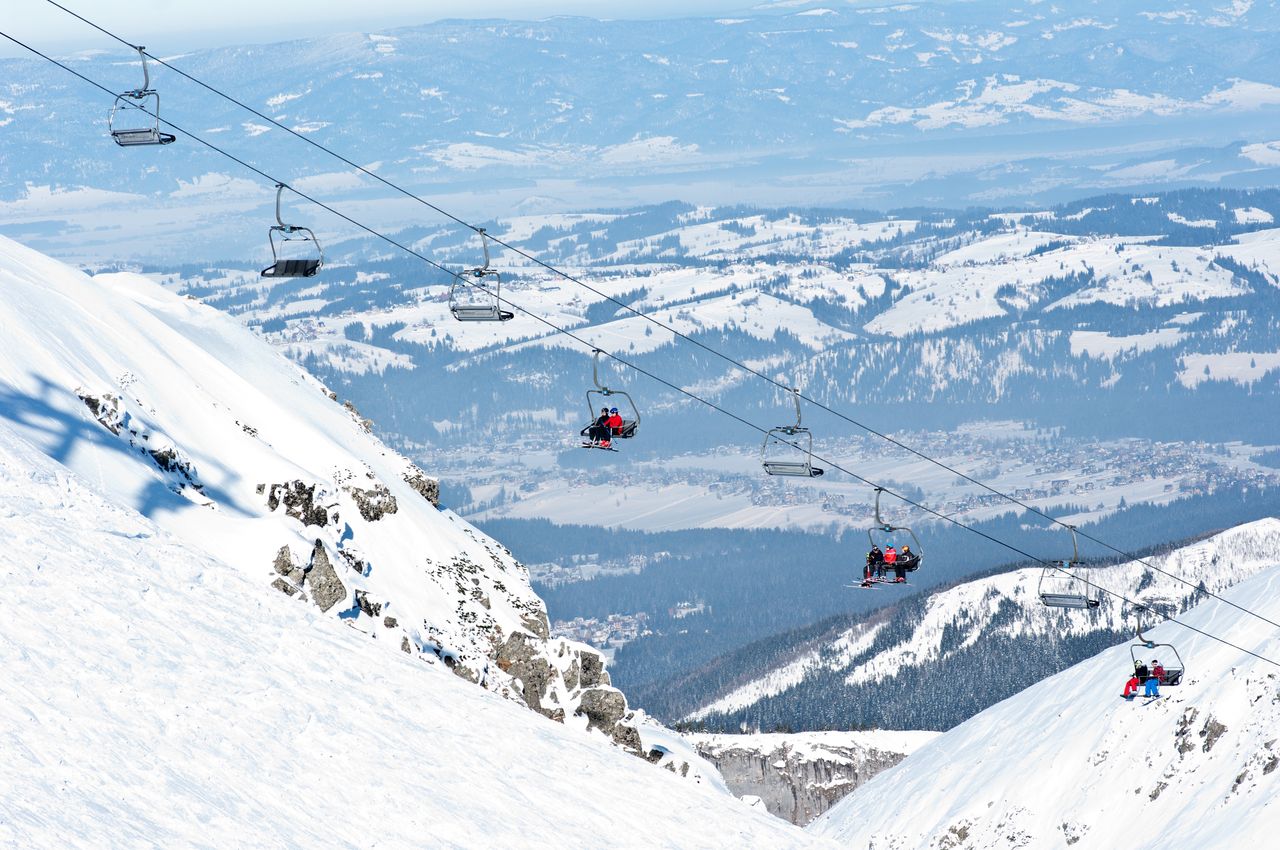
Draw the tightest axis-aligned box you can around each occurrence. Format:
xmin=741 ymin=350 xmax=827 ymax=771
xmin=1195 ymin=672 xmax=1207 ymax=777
xmin=849 ymin=577 xmax=910 ymax=589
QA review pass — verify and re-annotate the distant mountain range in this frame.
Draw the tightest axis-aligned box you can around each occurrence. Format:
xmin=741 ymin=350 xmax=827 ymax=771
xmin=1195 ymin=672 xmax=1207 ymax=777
xmin=5 ymin=1 xmax=1280 ymax=262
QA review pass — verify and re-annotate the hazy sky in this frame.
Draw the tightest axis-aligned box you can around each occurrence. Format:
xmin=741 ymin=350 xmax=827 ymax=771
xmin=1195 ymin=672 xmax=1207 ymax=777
xmin=6 ymin=1 xmax=773 ymax=55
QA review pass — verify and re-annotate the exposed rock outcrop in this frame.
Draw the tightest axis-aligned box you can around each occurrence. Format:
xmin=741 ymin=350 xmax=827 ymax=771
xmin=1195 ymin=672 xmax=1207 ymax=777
xmin=266 ymin=481 xmax=330 ymax=527
xmin=306 ymin=540 xmax=347 ymax=612
xmin=346 ymin=483 xmax=397 ymax=522
xmin=403 ymin=465 xmax=439 ymax=507
xmin=690 ymin=731 xmax=935 ymax=826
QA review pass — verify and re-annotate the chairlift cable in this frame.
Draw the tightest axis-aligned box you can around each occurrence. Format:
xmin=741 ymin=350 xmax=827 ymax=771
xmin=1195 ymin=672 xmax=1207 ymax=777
xmin=38 ymin=0 xmax=1280 ymax=635
xmin=8 ymin=26 xmax=1280 ymax=671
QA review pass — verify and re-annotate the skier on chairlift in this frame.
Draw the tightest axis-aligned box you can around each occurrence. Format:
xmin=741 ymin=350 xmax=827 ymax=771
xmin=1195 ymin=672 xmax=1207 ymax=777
xmin=894 ymin=544 xmax=917 ymax=582
xmin=1144 ymin=660 xmax=1162 ymax=698
xmin=862 ymin=545 xmax=884 ymax=587
xmin=585 ymin=407 xmax=613 ymax=448
xmin=606 ymin=406 xmax=624 ymax=437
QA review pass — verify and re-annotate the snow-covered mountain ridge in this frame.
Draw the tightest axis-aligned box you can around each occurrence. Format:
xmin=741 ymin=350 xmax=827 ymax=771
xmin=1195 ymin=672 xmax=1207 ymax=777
xmin=6 ymin=0 xmax=1280 ymax=241
xmin=0 ymin=412 xmax=830 ymax=848
xmin=671 ymin=519 xmax=1280 ymax=732
xmin=179 ymin=189 xmax=1280 ymax=457
xmin=0 ymin=234 xmax=679 ymax=767
xmin=809 ymin=540 xmax=1280 ymax=849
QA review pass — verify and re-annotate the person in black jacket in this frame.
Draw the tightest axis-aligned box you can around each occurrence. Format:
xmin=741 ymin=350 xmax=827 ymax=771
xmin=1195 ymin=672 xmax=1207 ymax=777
xmin=895 ymin=544 xmax=919 ymax=582
xmin=585 ymin=407 xmax=612 ymax=447
xmin=1134 ymin=659 xmax=1150 ymax=683
xmin=861 ymin=546 xmax=884 ymax=587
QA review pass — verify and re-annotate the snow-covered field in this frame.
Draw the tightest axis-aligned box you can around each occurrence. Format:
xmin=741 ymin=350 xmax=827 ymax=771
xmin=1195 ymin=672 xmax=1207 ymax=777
xmin=0 ymin=421 xmax=829 ymax=850
xmin=809 ymin=534 xmax=1280 ymax=849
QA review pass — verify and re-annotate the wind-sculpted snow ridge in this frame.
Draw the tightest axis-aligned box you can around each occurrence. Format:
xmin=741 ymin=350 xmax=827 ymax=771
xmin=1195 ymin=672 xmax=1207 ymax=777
xmin=0 ymin=421 xmax=831 ymax=849
xmin=808 ymin=545 xmax=1280 ymax=849
xmin=686 ymin=519 xmax=1280 ymax=728
xmin=0 ymin=235 xmax=691 ymax=772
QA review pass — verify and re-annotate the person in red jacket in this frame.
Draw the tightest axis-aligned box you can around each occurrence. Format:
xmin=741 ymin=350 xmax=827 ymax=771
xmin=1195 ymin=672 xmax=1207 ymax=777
xmin=882 ymin=545 xmax=897 ymax=581
xmin=605 ymin=406 xmax=624 ymax=437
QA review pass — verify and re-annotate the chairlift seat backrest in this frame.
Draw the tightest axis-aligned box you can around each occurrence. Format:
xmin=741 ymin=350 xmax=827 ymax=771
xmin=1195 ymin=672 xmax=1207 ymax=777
xmin=451 ymin=303 xmax=514 ymax=322
xmin=111 ymin=126 xmax=176 ymax=146
xmin=762 ymin=460 xmax=824 ymax=477
xmin=1039 ymin=591 xmax=1095 ymax=609
xmin=262 ymin=259 xmax=321 ymax=278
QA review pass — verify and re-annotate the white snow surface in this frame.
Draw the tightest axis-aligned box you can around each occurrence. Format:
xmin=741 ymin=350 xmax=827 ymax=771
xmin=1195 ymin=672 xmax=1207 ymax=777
xmin=0 ymin=235 xmax=544 ymax=680
xmin=0 ymin=421 xmax=828 ymax=850
xmin=810 ymin=529 xmax=1280 ymax=849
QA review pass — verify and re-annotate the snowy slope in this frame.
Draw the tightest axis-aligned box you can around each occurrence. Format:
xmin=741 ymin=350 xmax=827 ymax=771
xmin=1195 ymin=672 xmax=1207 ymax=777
xmin=809 ymin=555 xmax=1280 ymax=849
xmin=0 ymin=233 xmax=673 ymax=761
xmin=0 ymin=420 xmax=831 ymax=850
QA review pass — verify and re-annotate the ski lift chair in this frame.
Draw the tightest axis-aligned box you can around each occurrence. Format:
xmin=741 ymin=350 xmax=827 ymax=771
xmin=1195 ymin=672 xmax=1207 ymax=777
xmin=108 ymin=46 xmax=176 ymax=146
xmin=1037 ymin=525 xmax=1100 ymax=609
xmin=1130 ymin=619 xmax=1185 ymax=686
xmin=449 ymin=229 xmax=514 ymax=322
xmin=865 ymin=487 xmax=923 ymax=571
xmin=261 ymin=184 xmax=323 ymax=278
xmin=761 ymin=388 xmax=823 ymax=477
xmin=580 ymin=349 xmax=640 ymax=440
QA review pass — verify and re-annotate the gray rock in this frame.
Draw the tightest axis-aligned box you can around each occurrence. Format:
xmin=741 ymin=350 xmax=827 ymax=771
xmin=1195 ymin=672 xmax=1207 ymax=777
xmin=576 ymin=688 xmax=627 ymax=734
xmin=580 ymin=651 xmax=608 ymax=688
xmin=695 ymin=738 xmax=915 ymax=826
xmin=306 ymin=540 xmax=347 ymax=613
xmin=266 ymin=481 xmax=329 ymax=527
xmin=521 ymin=611 xmax=551 ymax=641
xmin=346 ymin=483 xmax=398 ymax=522
xmin=383 ymin=616 xmax=398 ymax=629
xmin=495 ymin=632 xmax=557 ymax=719
xmin=271 ymin=577 xmax=299 ymax=597
xmin=272 ymin=545 xmax=295 ymax=576
xmin=355 ymin=590 xmax=382 ymax=618
xmin=563 ymin=658 xmax=580 ymax=692
xmin=400 ymin=636 xmax=412 ymax=654
xmin=402 ymin=466 xmax=440 ymax=507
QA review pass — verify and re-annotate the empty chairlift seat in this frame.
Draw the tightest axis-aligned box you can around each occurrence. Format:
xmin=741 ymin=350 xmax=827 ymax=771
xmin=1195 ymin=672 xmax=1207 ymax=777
xmin=108 ymin=47 xmax=176 ymax=147
xmin=761 ymin=387 xmax=823 ymax=477
xmin=261 ymin=183 xmax=323 ymax=279
xmin=1038 ymin=526 xmax=1100 ymax=609
xmin=449 ymin=229 xmax=514 ymax=322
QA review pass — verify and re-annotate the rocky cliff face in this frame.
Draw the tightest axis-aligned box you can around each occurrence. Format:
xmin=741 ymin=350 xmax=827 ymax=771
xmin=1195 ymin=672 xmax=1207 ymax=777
xmin=688 ymin=731 xmax=939 ymax=825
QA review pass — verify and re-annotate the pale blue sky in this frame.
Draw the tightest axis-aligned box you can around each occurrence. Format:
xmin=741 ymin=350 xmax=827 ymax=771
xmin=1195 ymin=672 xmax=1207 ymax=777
xmin=6 ymin=0 xmax=780 ymax=55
